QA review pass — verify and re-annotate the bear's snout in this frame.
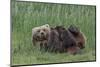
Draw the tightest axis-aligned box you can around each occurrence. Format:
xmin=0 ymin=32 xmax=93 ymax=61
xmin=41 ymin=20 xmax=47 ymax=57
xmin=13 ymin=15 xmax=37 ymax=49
xmin=41 ymin=32 xmax=44 ymax=35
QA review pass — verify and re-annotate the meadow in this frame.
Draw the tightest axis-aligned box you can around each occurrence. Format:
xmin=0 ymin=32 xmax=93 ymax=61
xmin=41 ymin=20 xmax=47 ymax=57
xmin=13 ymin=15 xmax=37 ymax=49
xmin=11 ymin=0 xmax=96 ymax=66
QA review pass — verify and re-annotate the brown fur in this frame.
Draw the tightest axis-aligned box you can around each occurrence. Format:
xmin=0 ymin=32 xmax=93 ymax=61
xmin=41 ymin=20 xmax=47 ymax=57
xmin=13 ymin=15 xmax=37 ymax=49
xmin=60 ymin=29 xmax=80 ymax=54
xmin=66 ymin=46 xmax=80 ymax=55
xmin=46 ymin=28 xmax=64 ymax=53
xmin=68 ymin=25 xmax=86 ymax=49
xmin=47 ymin=26 xmax=80 ymax=54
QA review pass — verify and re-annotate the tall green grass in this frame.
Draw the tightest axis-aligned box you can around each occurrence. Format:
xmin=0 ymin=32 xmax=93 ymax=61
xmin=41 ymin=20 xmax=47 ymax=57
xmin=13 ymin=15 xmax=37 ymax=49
xmin=11 ymin=1 xmax=96 ymax=65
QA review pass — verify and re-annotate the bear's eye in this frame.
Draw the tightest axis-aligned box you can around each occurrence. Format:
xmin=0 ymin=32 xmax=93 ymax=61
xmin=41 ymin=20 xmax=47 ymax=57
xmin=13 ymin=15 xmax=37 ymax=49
xmin=37 ymin=30 xmax=40 ymax=32
xmin=43 ymin=29 xmax=46 ymax=31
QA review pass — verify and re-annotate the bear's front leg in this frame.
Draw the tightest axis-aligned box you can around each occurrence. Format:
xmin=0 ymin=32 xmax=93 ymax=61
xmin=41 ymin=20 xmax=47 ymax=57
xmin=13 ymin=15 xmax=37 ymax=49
xmin=40 ymin=42 xmax=43 ymax=51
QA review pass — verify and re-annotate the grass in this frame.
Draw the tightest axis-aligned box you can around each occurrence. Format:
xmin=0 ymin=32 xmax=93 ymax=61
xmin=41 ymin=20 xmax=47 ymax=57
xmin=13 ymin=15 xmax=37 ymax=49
xmin=11 ymin=0 xmax=96 ymax=66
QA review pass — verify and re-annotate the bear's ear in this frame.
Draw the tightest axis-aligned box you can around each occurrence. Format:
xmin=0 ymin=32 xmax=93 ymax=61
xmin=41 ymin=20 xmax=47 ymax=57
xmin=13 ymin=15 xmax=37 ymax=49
xmin=45 ymin=24 xmax=49 ymax=27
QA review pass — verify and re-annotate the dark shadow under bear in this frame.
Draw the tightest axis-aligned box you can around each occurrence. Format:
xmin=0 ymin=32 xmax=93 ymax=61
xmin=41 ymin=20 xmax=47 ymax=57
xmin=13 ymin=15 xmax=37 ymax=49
xmin=68 ymin=25 xmax=86 ymax=49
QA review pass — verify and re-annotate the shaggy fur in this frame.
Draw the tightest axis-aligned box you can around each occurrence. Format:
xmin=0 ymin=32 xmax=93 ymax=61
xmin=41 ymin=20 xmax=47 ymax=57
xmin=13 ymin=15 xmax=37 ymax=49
xmin=47 ymin=26 xmax=80 ymax=54
xmin=61 ymin=29 xmax=77 ymax=48
xmin=61 ymin=29 xmax=80 ymax=54
xmin=46 ymin=28 xmax=63 ymax=53
xmin=68 ymin=25 xmax=86 ymax=49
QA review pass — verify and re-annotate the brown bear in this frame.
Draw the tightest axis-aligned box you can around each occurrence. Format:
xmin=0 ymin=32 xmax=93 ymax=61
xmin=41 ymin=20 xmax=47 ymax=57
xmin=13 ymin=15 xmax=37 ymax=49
xmin=46 ymin=26 xmax=80 ymax=54
xmin=68 ymin=25 xmax=86 ymax=49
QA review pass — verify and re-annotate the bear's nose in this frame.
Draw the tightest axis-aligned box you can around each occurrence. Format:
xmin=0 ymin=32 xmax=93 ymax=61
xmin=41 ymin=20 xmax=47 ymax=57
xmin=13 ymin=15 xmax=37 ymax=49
xmin=41 ymin=32 xmax=44 ymax=35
